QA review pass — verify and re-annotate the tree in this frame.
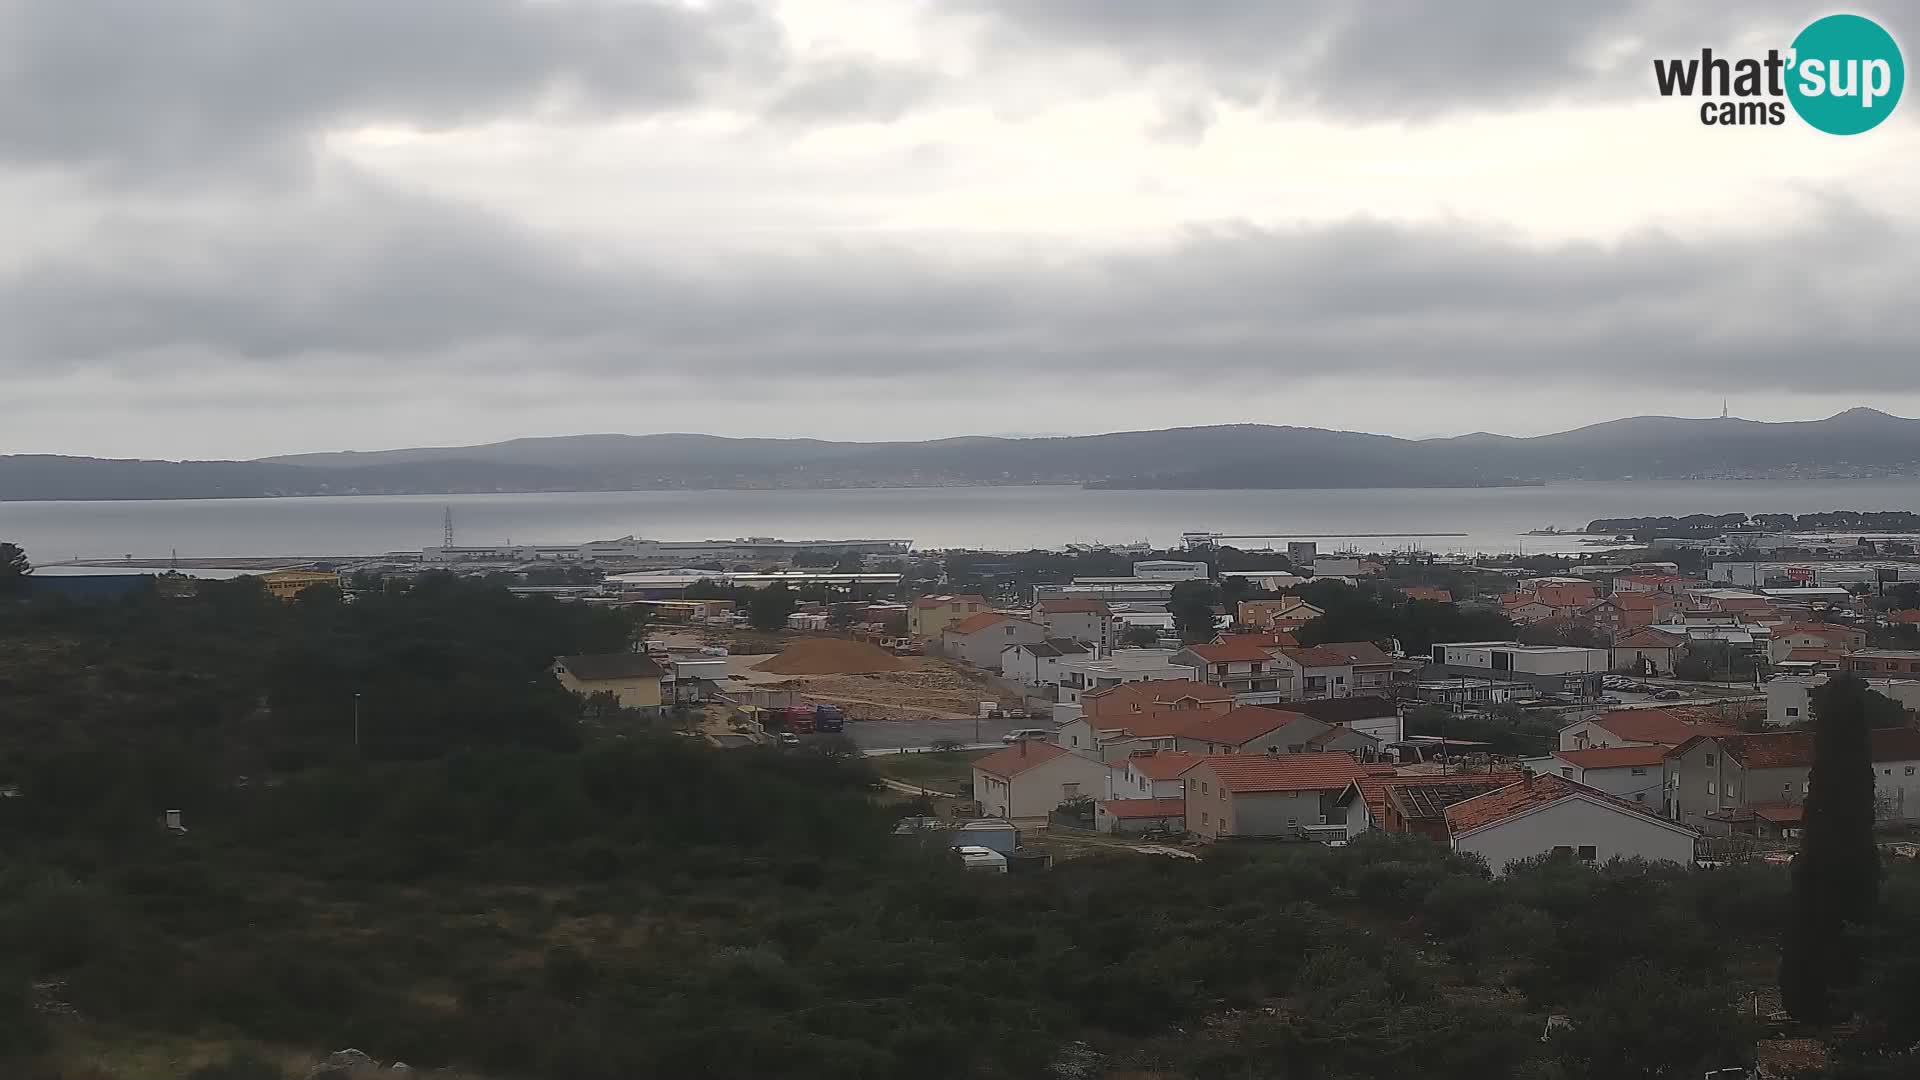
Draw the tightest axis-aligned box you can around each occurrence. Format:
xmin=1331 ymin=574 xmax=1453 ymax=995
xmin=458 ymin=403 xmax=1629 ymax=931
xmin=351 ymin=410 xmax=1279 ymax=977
xmin=1781 ymin=674 xmax=1883 ymax=1023
xmin=0 ymin=542 xmax=29 ymax=596
xmin=1169 ymin=580 xmax=1220 ymax=644
xmin=1121 ymin=625 xmax=1160 ymax=648
xmin=746 ymin=582 xmax=797 ymax=632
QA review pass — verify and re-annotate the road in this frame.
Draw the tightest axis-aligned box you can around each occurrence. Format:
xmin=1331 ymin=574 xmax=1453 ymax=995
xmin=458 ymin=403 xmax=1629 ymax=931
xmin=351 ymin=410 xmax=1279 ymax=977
xmin=846 ymin=717 xmax=1031 ymax=751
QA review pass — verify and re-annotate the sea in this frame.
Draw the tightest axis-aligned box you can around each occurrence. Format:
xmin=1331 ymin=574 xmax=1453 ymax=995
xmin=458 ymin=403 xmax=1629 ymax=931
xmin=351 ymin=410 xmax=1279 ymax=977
xmin=8 ymin=479 xmax=1920 ymax=568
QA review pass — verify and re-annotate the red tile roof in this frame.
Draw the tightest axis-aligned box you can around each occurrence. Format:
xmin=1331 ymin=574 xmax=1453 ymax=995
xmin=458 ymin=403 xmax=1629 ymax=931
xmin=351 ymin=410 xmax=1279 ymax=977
xmin=1098 ymin=796 xmax=1187 ymax=819
xmin=1399 ymin=586 xmax=1454 ymax=603
xmin=1552 ymin=745 xmax=1669 ymax=769
xmin=1316 ymin=641 xmax=1395 ymax=666
xmin=1279 ymin=646 xmax=1356 ymax=668
xmin=1038 ymin=599 xmax=1111 ymax=615
xmin=1095 ymin=709 xmax=1214 ymax=739
xmin=1873 ymin=727 xmax=1920 ymax=761
xmin=1346 ymin=771 xmax=1526 ymax=824
xmin=1183 ymin=640 xmax=1278 ymax=663
xmin=1773 ymin=622 xmax=1859 ymax=638
xmin=1588 ymin=709 xmax=1738 ymax=746
xmin=1084 ymin=679 xmax=1232 ymax=706
xmin=1890 ymin=609 xmax=1920 ymax=624
xmin=1751 ymin=802 xmax=1805 ymax=825
xmin=1197 ymin=752 xmax=1361 ymax=794
xmin=1610 ymin=592 xmax=1667 ymax=611
xmin=1125 ymin=749 xmax=1205 ymax=780
xmin=972 ymin=740 xmax=1074 ymax=778
xmin=945 ymin=612 xmax=1010 ymax=635
xmin=1718 ymin=731 xmax=1812 ymax=769
xmin=1787 ymin=647 xmax=1845 ymax=663
xmin=1444 ymin=773 xmax=1673 ymax=834
xmin=1180 ymin=706 xmax=1316 ymax=747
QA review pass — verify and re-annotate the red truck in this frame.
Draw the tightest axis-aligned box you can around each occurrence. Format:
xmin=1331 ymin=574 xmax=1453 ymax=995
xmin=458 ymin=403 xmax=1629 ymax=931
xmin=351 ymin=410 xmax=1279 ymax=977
xmin=768 ymin=704 xmax=845 ymax=735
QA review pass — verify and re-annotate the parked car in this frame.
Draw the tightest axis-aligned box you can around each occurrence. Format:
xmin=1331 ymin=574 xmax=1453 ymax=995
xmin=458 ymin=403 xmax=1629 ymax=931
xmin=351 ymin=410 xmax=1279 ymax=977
xmin=1654 ymin=689 xmax=1685 ymax=701
xmin=1600 ymin=695 xmax=1623 ymax=705
xmin=778 ymin=732 xmax=801 ymax=746
xmin=1001 ymin=728 xmax=1050 ymax=743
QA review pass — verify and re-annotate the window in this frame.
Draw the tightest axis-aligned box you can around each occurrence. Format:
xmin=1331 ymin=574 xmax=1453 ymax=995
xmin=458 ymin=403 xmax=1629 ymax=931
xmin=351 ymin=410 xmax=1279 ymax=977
xmin=1551 ymin=845 xmax=1573 ymax=856
xmin=1705 ymin=754 xmax=1715 ymax=766
xmin=1784 ymin=783 xmax=1793 ymax=794
xmin=1630 ymin=767 xmax=1647 ymax=776
xmin=1634 ymin=793 xmax=1646 ymax=803
xmin=1219 ymin=788 xmax=1226 ymax=801
xmin=1200 ymin=781 xmax=1209 ymax=794
xmin=1786 ymin=707 xmax=1800 ymax=717
xmin=1908 ymin=767 xmax=1916 ymax=776
xmin=1201 ymin=811 xmax=1209 ymax=825
xmin=1061 ymin=783 xmax=1080 ymax=798
xmin=1578 ymin=845 xmax=1598 ymax=862
xmin=1707 ymin=781 xmax=1717 ymax=795
xmin=1560 ymin=767 xmax=1573 ymax=778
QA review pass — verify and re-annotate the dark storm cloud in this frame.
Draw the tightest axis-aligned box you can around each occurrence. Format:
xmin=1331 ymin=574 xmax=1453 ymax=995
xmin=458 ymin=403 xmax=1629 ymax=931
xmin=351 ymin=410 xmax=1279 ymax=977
xmin=956 ymin=0 xmax=1834 ymax=118
xmin=3 ymin=180 xmax=1914 ymax=395
xmin=0 ymin=0 xmax=788 ymax=177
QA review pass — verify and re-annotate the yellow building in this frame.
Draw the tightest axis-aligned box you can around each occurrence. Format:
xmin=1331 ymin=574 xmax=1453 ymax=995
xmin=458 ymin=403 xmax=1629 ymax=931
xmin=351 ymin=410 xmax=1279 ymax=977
xmin=907 ymin=594 xmax=989 ymax=639
xmin=259 ymin=569 xmax=341 ymax=600
xmin=553 ymin=653 xmax=667 ymax=713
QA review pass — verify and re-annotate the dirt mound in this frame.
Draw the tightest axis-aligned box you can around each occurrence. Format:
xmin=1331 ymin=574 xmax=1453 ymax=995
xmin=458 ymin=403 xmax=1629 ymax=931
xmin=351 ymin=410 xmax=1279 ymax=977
xmin=752 ymin=637 xmax=907 ymax=676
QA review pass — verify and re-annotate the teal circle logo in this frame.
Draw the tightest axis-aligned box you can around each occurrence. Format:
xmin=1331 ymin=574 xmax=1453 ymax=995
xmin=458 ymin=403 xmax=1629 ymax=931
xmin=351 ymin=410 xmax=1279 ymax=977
xmin=1787 ymin=14 xmax=1904 ymax=134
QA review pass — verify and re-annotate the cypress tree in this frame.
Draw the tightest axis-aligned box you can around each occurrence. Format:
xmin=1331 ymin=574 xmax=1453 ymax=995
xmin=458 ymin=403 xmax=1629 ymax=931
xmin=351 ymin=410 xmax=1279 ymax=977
xmin=1780 ymin=674 xmax=1882 ymax=1023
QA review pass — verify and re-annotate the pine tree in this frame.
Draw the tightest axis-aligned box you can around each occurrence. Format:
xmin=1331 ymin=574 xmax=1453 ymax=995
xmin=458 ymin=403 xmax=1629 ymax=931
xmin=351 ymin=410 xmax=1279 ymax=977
xmin=0 ymin=542 xmax=30 ymax=596
xmin=1780 ymin=674 xmax=1882 ymax=1023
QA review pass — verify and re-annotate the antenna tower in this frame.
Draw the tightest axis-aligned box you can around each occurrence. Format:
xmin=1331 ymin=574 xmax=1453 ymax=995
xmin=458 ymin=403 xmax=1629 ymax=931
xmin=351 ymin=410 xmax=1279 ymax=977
xmin=443 ymin=507 xmax=455 ymax=548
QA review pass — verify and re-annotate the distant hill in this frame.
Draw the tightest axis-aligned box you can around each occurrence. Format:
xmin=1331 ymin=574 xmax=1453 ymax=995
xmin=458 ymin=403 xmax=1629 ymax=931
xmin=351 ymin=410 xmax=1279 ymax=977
xmin=5 ymin=409 xmax=1919 ymax=500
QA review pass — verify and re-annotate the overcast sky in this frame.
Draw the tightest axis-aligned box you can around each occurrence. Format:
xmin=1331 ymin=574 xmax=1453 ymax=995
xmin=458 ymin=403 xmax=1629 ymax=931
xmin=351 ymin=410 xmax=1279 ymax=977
xmin=3 ymin=0 xmax=1916 ymax=459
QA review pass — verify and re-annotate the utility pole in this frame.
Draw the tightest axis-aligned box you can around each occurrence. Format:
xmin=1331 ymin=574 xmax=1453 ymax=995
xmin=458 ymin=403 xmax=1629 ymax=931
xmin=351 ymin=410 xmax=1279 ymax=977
xmin=353 ymin=692 xmax=362 ymax=755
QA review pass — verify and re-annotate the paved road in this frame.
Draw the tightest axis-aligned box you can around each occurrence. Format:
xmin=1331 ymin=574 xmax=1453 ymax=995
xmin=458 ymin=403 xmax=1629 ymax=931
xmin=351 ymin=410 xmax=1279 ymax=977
xmin=846 ymin=717 xmax=1033 ymax=751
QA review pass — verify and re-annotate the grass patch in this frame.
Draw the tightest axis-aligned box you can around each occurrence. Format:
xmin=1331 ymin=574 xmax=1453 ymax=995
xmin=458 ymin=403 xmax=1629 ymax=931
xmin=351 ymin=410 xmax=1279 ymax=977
xmin=869 ymin=750 xmax=988 ymax=794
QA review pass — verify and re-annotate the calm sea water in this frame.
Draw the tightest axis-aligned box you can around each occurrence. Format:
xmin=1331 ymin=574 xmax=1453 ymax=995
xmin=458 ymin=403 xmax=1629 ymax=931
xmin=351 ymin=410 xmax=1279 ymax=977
xmin=7 ymin=480 xmax=1920 ymax=564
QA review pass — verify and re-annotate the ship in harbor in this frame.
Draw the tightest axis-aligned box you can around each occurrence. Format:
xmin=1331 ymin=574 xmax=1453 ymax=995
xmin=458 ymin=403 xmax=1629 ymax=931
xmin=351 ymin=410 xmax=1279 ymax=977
xmin=421 ymin=535 xmax=913 ymax=566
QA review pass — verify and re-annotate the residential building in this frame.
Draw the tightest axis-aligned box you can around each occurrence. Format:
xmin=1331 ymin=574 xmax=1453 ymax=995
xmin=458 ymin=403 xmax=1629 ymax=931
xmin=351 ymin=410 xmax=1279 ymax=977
xmin=1338 ymin=771 xmax=1524 ymax=839
xmin=1182 ymin=753 xmax=1363 ymax=840
xmin=1520 ymin=746 xmax=1667 ymax=806
xmin=942 ymin=613 xmax=1046 ymax=668
xmin=1107 ymin=749 xmax=1203 ymax=800
xmin=1874 ymin=729 xmax=1920 ymax=822
xmin=1081 ymin=679 xmax=1235 ymax=721
xmin=1428 ymin=641 xmax=1608 ymax=698
xmin=1767 ymin=674 xmax=1920 ymax=727
xmin=1175 ymin=707 xmax=1329 ymax=756
xmin=1445 ymin=773 xmax=1700 ymax=875
xmin=1611 ymin=629 xmax=1686 ymax=676
xmin=1558 ymin=708 xmax=1738 ymax=752
xmin=1312 ymin=641 xmax=1396 ymax=695
xmin=1526 ymin=578 xmax=1600 ymax=608
xmin=1613 ymin=574 xmax=1705 ymax=597
xmin=1033 ymin=598 xmax=1119 ymax=651
xmin=1304 ymin=724 xmax=1383 ymax=760
xmin=1502 ymin=598 xmax=1562 ymax=624
xmin=1271 ymin=646 xmax=1358 ymax=699
xmin=907 ymin=594 xmax=989 ymax=639
xmin=1000 ymin=638 xmax=1088 ymax=685
xmin=1666 ymin=731 xmax=1814 ymax=832
xmin=1583 ymin=591 xmax=1676 ymax=634
xmin=1061 ymin=709 xmax=1211 ymax=763
xmin=1276 ymin=696 xmax=1404 ymax=744
xmin=1845 ymin=649 xmax=1920 ymax=680
xmin=259 ymin=568 xmax=341 ymax=600
xmin=1055 ymin=649 xmax=1194 ymax=703
xmin=1094 ymin=797 xmax=1188 ymax=835
xmin=552 ymin=653 xmax=666 ymax=713
xmin=1237 ymin=598 xmax=1324 ymax=631
xmin=1173 ymin=640 xmax=1293 ymax=699
xmin=971 ymin=741 xmax=1110 ymax=821
xmin=1407 ymin=677 xmax=1530 ymax=708
xmin=1398 ymin=586 xmax=1454 ymax=604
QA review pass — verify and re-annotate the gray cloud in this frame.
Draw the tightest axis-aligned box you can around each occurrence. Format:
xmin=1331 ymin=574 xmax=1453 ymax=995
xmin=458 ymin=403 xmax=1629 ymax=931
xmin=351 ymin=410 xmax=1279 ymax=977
xmin=957 ymin=0 xmax=1841 ymax=119
xmin=0 ymin=0 xmax=787 ymax=178
xmin=766 ymin=57 xmax=940 ymax=124
xmin=4 ymin=178 xmax=1914 ymax=396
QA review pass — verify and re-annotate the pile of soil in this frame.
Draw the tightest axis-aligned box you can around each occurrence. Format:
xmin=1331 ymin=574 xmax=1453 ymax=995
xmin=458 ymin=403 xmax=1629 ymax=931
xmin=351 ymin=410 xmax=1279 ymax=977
xmin=752 ymin=637 xmax=907 ymax=676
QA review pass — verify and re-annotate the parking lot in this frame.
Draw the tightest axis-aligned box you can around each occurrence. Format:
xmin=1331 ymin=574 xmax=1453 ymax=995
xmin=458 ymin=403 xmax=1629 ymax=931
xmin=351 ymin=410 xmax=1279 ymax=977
xmin=846 ymin=717 xmax=1031 ymax=752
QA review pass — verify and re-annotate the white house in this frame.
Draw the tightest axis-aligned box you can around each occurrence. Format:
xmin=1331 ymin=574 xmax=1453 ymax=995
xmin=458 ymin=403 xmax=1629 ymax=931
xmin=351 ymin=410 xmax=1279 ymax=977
xmin=1557 ymin=708 xmax=1738 ymax=752
xmin=1873 ymin=728 xmax=1920 ymax=822
xmin=1055 ymin=649 xmax=1193 ymax=704
xmin=943 ymin=613 xmax=1047 ymax=668
xmin=1444 ymin=773 xmax=1700 ymax=875
xmin=1105 ymin=749 xmax=1202 ymax=800
xmin=971 ymin=741 xmax=1111 ymax=821
xmin=1270 ymin=646 xmax=1357 ymax=700
xmin=1000 ymin=638 xmax=1089 ymax=686
xmin=1518 ymin=746 xmax=1667 ymax=808
xmin=1033 ymin=599 xmax=1120 ymax=651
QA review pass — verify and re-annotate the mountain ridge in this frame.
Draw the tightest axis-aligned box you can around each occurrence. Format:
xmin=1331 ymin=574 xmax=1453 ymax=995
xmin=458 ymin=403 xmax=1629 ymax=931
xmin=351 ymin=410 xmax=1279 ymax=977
xmin=5 ymin=409 xmax=1918 ymax=501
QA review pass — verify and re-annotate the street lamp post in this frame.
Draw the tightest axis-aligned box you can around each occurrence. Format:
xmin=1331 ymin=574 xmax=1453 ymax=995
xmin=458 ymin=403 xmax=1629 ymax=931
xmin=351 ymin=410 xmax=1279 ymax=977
xmin=353 ymin=692 xmax=362 ymax=754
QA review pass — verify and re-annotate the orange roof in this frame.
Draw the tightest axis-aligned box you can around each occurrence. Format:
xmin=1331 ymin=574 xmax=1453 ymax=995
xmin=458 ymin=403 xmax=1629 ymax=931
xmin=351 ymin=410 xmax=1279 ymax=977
xmin=1278 ymin=646 xmax=1356 ymax=668
xmin=1399 ymin=586 xmax=1453 ymax=603
xmin=1787 ymin=646 xmax=1845 ymax=663
xmin=1588 ymin=709 xmax=1738 ymax=746
xmin=1195 ymin=752 xmax=1361 ymax=794
xmin=1552 ymin=745 xmax=1669 ymax=769
xmin=945 ymin=612 xmax=1010 ymax=635
xmin=1180 ymin=706 xmax=1315 ymax=746
xmin=1346 ymin=771 xmax=1526 ymax=824
xmin=1124 ymin=749 xmax=1205 ymax=780
xmin=1890 ymin=609 xmax=1920 ymax=624
xmin=1098 ymin=797 xmax=1187 ymax=819
xmin=1707 ymin=731 xmax=1812 ymax=770
xmin=1773 ymin=622 xmax=1858 ymax=638
xmin=1316 ymin=641 xmax=1394 ymax=666
xmin=972 ymin=740 xmax=1074 ymax=778
xmin=1096 ymin=710 xmax=1213 ymax=740
xmin=1445 ymin=773 xmax=1671 ymax=834
xmin=1183 ymin=640 xmax=1276 ymax=663
xmin=1084 ymin=679 xmax=1233 ymax=706
xmin=1750 ymin=802 xmax=1805 ymax=825
xmin=1610 ymin=592 xmax=1668 ymax=611
xmin=1038 ymin=598 xmax=1110 ymax=615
